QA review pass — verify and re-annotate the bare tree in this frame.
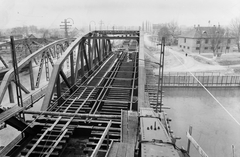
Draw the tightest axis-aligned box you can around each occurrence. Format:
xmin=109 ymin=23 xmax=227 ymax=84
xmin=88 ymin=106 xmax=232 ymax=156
xmin=167 ymin=21 xmax=179 ymax=45
xmin=230 ymin=17 xmax=240 ymax=52
xmin=196 ymin=26 xmax=225 ymax=56
xmin=208 ymin=26 xmax=225 ymax=56
xmin=167 ymin=20 xmax=178 ymax=36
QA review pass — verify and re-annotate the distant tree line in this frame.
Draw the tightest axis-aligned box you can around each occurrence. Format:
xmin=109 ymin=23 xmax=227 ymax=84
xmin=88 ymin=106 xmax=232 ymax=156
xmin=0 ymin=25 xmax=86 ymax=39
xmin=152 ymin=17 xmax=240 ymax=53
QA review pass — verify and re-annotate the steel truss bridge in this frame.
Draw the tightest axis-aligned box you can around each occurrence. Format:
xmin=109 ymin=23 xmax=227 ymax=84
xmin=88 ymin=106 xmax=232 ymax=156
xmin=0 ymin=30 xmax=188 ymax=157
xmin=0 ymin=37 xmax=53 ymax=81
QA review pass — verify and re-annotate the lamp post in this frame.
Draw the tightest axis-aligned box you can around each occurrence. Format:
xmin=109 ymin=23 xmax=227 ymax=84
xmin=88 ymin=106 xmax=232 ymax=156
xmin=89 ymin=21 xmax=96 ymax=32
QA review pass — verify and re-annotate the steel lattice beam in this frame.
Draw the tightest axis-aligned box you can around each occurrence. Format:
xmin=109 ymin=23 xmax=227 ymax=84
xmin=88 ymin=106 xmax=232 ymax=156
xmin=41 ymin=31 xmax=139 ymax=111
xmin=0 ymin=38 xmax=73 ymax=105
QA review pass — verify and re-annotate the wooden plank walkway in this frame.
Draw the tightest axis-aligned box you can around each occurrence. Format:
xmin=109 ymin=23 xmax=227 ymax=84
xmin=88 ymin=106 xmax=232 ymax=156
xmin=107 ymin=142 xmax=135 ymax=157
xmin=111 ymin=110 xmax=138 ymax=157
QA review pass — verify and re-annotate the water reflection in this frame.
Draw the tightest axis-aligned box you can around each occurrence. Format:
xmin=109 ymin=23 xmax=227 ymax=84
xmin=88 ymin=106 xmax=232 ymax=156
xmin=163 ymin=87 xmax=240 ymax=157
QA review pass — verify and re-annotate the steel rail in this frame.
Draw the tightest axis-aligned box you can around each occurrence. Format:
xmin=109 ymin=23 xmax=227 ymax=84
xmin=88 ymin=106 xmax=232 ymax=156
xmin=90 ymin=120 xmax=112 ymax=157
xmin=37 ymin=55 xmax=123 ymax=156
xmin=49 ymin=53 xmax=117 ymax=112
xmin=46 ymin=52 xmax=115 ymax=112
xmin=24 ymin=51 xmax=134 ymax=156
xmin=89 ymin=52 xmax=126 ymax=114
xmin=23 ymin=111 xmax=121 ymax=119
xmin=130 ymin=52 xmax=138 ymax=110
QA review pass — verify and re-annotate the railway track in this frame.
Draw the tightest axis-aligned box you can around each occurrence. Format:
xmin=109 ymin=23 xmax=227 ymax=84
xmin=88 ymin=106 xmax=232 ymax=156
xmin=21 ymin=50 xmax=138 ymax=157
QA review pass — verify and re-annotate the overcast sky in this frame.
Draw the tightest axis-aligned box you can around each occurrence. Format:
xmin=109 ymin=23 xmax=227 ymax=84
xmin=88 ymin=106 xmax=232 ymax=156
xmin=0 ymin=0 xmax=240 ymax=30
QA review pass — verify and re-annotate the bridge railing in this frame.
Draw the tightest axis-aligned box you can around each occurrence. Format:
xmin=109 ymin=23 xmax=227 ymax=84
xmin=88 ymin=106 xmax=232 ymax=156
xmin=0 ymin=38 xmax=73 ymax=107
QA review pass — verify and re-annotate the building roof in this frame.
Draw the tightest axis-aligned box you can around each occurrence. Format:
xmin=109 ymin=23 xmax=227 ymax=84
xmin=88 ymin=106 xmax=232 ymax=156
xmin=178 ymin=26 xmax=234 ymax=39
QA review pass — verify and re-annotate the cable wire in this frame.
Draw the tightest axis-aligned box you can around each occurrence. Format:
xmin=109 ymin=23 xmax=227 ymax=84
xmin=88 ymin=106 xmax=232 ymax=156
xmin=167 ymin=47 xmax=240 ymax=126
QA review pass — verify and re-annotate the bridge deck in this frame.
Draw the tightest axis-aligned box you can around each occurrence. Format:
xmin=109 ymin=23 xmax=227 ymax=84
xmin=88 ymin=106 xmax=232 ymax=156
xmin=1 ymin=47 xmax=139 ymax=156
xmin=0 ymin=31 xmax=188 ymax=157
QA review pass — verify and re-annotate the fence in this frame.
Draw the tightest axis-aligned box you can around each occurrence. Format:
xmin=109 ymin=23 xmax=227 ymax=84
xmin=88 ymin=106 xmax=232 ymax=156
xmin=160 ymin=72 xmax=240 ymax=87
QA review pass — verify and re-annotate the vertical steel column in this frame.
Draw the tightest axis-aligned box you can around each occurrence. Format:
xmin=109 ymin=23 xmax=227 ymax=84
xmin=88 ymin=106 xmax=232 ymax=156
xmin=10 ymin=36 xmax=23 ymax=108
xmin=8 ymin=82 xmax=14 ymax=103
xmin=98 ymin=35 xmax=102 ymax=62
xmin=25 ymin=39 xmax=38 ymax=65
xmin=29 ymin=60 xmax=35 ymax=90
xmin=56 ymin=74 xmax=62 ymax=105
xmin=101 ymin=38 xmax=105 ymax=61
xmin=74 ymin=44 xmax=81 ymax=82
xmin=56 ymin=45 xmax=60 ymax=59
xmin=49 ymin=48 xmax=55 ymax=58
xmin=83 ymin=44 xmax=90 ymax=72
xmin=36 ymin=52 xmax=45 ymax=88
xmin=88 ymin=39 xmax=92 ymax=71
xmin=44 ymin=52 xmax=50 ymax=81
xmin=93 ymin=39 xmax=97 ymax=64
xmin=95 ymin=39 xmax=100 ymax=62
xmin=80 ymin=43 xmax=85 ymax=80
xmin=70 ymin=51 xmax=75 ymax=86
xmin=53 ymin=45 xmax=56 ymax=58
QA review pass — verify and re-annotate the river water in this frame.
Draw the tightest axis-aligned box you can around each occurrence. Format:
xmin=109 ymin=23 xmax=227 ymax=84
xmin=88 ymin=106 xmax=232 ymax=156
xmin=163 ymin=87 xmax=240 ymax=157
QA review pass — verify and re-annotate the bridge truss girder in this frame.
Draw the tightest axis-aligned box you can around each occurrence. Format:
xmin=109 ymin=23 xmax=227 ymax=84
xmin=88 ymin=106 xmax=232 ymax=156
xmin=41 ymin=30 xmax=139 ymax=111
xmin=0 ymin=38 xmax=73 ymax=106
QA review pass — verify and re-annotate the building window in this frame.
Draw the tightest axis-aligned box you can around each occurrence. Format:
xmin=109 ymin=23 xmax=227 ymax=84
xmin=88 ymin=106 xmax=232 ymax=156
xmin=205 ymin=39 xmax=208 ymax=44
xmin=205 ymin=47 xmax=208 ymax=50
xmin=184 ymin=38 xmax=186 ymax=43
xmin=196 ymin=40 xmax=200 ymax=44
xmin=187 ymin=47 xmax=190 ymax=49
xmin=183 ymin=46 xmax=186 ymax=48
xmin=196 ymin=47 xmax=200 ymax=50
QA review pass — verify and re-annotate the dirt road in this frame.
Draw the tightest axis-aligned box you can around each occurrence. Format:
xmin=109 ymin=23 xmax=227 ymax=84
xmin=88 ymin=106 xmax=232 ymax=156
xmin=144 ymin=34 xmax=229 ymax=74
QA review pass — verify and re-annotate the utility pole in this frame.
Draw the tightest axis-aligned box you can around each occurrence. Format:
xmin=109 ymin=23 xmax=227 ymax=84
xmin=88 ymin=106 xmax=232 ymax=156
xmin=60 ymin=19 xmax=72 ymax=38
